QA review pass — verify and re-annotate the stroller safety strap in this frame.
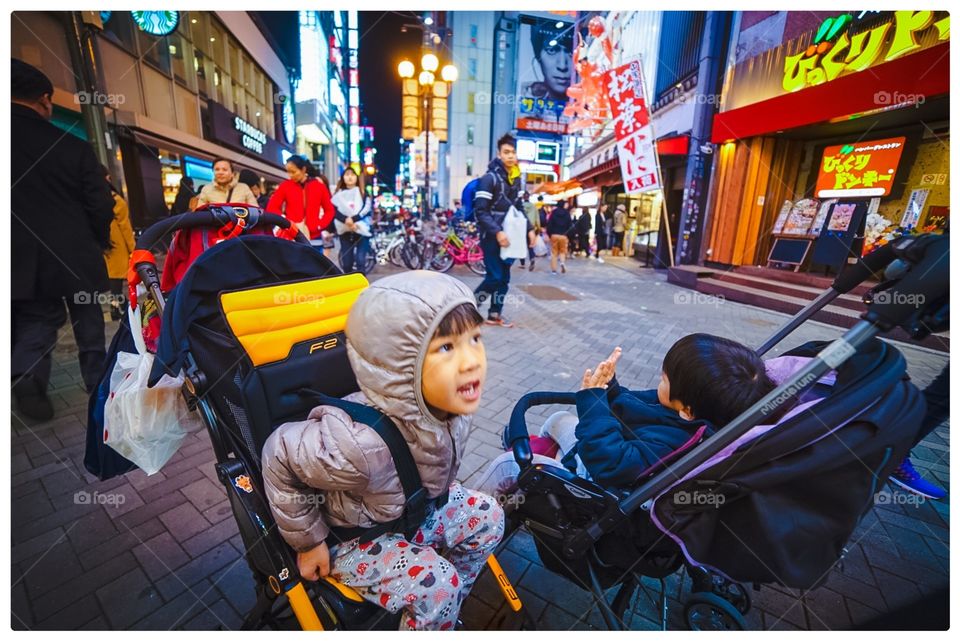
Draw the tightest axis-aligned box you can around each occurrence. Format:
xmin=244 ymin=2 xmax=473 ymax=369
xmin=220 ymin=274 xmax=368 ymax=366
xmin=300 ymin=390 xmax=448 ymax=546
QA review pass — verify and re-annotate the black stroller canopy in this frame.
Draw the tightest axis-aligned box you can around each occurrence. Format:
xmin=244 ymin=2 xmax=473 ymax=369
xmin=652 ymin=338 xmax=924 ymax=589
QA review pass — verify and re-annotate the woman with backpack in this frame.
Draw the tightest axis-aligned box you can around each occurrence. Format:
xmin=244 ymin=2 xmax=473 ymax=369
xmin=266 ymin=154 xmax=335 ymax=244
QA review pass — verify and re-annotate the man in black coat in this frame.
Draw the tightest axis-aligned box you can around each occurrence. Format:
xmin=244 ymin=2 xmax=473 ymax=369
xmin=12 ymin=59 xmax=115 ymax=420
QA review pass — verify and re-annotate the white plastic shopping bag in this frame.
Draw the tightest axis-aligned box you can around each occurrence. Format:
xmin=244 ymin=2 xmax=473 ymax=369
xmin=103 ymin=304 xmax=198 ymax=475
xmin=500 ymin=206 xmax=529 ymax=260
xmin=533 ymin=233 xmax=549 ymax=257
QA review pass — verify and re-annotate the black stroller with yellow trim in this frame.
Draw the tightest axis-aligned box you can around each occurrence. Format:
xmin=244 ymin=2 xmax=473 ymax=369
xmin=495 ymin=234 xmax=947 ymax=630
xmin=125 ymin=207 xmax=521 ymax=630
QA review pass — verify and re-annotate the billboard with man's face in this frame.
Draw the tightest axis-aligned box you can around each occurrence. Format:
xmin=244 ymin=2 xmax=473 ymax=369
xmin=515 ymin=17 xmax=574 ymax=135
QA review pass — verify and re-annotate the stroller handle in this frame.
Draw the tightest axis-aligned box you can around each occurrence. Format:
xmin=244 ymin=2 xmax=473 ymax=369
xmin=506 ymin=391 xmax=578 ymax=469
xmin=830 ymin=240 xmax=900 ymax=294
xmin=134 ymin=206 xmax=305 ymax=252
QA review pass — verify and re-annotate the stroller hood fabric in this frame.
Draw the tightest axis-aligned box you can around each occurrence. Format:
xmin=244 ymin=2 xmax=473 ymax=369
xmin=650 ymin=338 xmax=924 ymax=589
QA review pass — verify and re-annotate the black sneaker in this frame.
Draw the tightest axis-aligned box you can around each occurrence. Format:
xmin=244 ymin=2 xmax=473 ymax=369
xmin=529 ymin=258 xmax=535 ymax=271
xmin=12 ymin=376 xmax=54 ymax=421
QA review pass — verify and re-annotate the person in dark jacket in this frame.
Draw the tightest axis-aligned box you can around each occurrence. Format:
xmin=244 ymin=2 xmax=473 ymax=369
xmin=545 ymin=200 xmax=573 ymax=273
xmin=473 ymin=133 xmax=533 ymax=327
xmin=238 ymin=168 xmax=269 ymax=209
xmin=12 ymin=59 xmax=115 ymax=419
xmin=169 ymin=177 xmax=195 ymax=215
xmin=594 ymin=205 xmax=608 ymax=262
xmin=577 ymin=207 xmax=593 ymax=258
xmin=475 ymin=334 xmax=778 ymax=494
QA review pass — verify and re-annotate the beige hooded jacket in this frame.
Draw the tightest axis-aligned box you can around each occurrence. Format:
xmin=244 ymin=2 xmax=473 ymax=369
xmin=262 ymin=271 xmax=477 ymax=552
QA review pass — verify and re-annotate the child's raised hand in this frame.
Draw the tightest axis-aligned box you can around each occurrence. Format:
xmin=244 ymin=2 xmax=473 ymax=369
xmin=580 ymin=347 xmax=622 ymax=390
xmin=297 ymin=541 xmax=331 ymax=580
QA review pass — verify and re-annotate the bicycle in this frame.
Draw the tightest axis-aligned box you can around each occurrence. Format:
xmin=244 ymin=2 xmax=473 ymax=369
xmin=425 ymin=220 xmax=486 ymax=275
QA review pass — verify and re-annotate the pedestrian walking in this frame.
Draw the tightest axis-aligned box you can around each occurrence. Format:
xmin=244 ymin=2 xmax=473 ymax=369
xmin=169 ymin=176 xmax=195 ymax=215
xmin=102 ymin=166 xmax=135 ymax=321
xmin=546 ymin=199 xmax=573 ymax=274
xmin=612 ymin=203 xmax=627 ymax=256
xmin=332 ymin=167 xmax=373 ymax=274
xmin=265 ymin=154 xmax=335 ymax=246
xmin=594 ymin=205 xmax=608 ymax=263
xmin=196 ymin=158 xmax=259 ymax=207
xmin=12 ymin=59 xmax=115 ymax=419
xmin=473 ymin=133 xmax=533 ymax=327
xmin=578 ymin=206 xmax=593 ymax=258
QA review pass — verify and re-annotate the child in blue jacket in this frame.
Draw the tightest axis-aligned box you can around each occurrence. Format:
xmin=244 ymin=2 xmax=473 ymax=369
xmin=475 ymin=333 xmax=779 ymax=495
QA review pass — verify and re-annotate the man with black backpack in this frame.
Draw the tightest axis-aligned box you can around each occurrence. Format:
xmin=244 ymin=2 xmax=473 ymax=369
xmin=473 ymin=133 xmax=532 ymax=327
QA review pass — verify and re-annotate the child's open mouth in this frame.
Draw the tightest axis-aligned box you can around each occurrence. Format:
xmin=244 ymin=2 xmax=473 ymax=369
xmin=457 ymin=380 xmax=481 ymax=401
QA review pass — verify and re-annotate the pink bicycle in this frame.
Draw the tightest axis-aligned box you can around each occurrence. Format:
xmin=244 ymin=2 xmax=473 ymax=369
xmin=425 ymin=221 xmax=486 ymax=275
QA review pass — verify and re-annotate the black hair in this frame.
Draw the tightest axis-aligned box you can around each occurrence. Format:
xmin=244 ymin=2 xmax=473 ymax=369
xmin=336 ymin=165 xmax=365 ymax=193
xmin=12 ymin=59 xmax=53 ymax=102
xmin=180 ymin=177 xmax=194 ymax=190
xmin=661 ymin=333 xmax=776 ymax=426
xmin=497 ymin=133 xmax=516 ymax=150
xmin=212 ymin=157 xmax=234 ymax=172
xmin=436 ymin=302 xmax=484 ymax=337
xmin=237 ymin=168 xmax=261 ymax=189
xmin=286 ymin=154 xmax=320 ymax=178
xmin=530 ymin=21 xmax=573 ymax=59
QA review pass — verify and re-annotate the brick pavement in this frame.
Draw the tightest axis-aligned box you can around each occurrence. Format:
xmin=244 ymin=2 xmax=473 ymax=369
xmin=10 ymin=256 xmax=949 ymax=630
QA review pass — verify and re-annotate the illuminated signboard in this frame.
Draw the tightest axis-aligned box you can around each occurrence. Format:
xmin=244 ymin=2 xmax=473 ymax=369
xmin=536 ymin=141 xmax=560 ymax=163
xmin=131 ymin=11 xmax=179 ymax=36
xmin=815 ymin=136 xmax=905 ymax=198
xmin=783 ymin=11 xmax=950 ymax=93
xmin=516 ymin=139 xmax=537 ymax=161
xmin=234 ymin=116 xmax=268 ymax=154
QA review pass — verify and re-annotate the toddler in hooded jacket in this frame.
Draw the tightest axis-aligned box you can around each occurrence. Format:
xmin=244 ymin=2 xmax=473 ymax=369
xmin=263 ymin=271 xmax=503 ymax=630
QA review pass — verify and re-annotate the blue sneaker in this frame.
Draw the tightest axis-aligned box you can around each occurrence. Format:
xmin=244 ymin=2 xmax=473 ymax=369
xmin=890 ymin=457 xmax=946 ymax=500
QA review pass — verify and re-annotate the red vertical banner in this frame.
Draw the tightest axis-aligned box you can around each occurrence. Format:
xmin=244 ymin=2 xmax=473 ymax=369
xmin=604 ymin=60 xmax=659 ymax=194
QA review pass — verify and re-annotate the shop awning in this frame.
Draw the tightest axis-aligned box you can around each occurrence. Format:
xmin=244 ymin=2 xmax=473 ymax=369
xmin=532 ymin=179 xmax=581 ymax=195
xmin=711 ymin=42 xmax=950 ymax=143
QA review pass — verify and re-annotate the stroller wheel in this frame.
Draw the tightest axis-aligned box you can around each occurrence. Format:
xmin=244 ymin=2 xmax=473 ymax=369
xmin=684 ymin=592 xmax=746 ymax=631
xmin=711 ymin=576 xmax=751 ymax=615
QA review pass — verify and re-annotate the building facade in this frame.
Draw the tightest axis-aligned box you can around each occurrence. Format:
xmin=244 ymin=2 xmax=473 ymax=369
xmin=12 ymin=10 xmax=300 ymax=228
xmin=443 ymin=11 xmax=497 ymax=208
xmin=703 ymin=10 xmax=949 ymax=272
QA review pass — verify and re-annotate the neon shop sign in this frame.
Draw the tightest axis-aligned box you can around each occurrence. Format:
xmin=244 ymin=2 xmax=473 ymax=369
xmin=234 ymin=116 xmax=267 ymax=154
xmin=783 ymin=10 xmax=950 ymax=92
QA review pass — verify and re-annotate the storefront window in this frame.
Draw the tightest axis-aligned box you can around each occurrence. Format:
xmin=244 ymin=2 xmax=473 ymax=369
xmin=158 ymin=149 xmax=183 ymax=209
xmin=219 ymin=70 xmax=232 ymax=111
xmin=189 ymin=13 xmax=208 ymax=55
xmin=169 ymin=33 xmax=193 ymax=87
xmin=209 ymin=23 xmax=225 ymax=67
xmin=101 ymin=11 xmax=138 ymax=52
xmin=137 ymin=29 xmax=172 ymax=74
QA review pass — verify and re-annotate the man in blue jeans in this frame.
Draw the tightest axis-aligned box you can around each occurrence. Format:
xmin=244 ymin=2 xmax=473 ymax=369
xmin=473 ymin=133 xmax=532 ymax=327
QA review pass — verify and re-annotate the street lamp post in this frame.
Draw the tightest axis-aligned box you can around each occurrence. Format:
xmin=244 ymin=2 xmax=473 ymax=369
xmin=398 ymin=53 xmax=456 ymax=217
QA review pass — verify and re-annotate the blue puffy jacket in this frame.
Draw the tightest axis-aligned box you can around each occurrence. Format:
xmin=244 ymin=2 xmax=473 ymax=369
xmin=561 ymin=378 xmax=714 ymax=488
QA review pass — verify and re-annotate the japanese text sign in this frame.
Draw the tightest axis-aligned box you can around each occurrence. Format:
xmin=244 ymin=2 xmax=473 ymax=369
xmin=604 ymin=60 xmax=659 ymax=193
xmin=816 ymin=136 xmax=906 ymax=197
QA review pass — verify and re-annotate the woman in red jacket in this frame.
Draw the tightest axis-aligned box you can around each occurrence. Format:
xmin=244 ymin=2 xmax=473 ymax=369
xmin=265 ymin=155 xmax=334 ymax=247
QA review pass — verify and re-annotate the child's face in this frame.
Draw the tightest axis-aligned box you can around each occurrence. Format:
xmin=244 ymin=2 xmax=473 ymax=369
xmin=422 ymin=325 xmax=486 ymax=417
xmin=657 ymin=372 xmax=694 ymax=421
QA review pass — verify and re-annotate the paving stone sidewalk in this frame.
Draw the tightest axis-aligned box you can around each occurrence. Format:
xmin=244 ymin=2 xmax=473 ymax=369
xmin=10 ymin=256 xmax=949 ymax=630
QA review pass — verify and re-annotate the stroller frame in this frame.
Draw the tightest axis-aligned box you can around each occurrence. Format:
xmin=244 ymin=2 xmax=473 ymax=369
xmin=498 ymin=233 xmax=947 ymax=630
